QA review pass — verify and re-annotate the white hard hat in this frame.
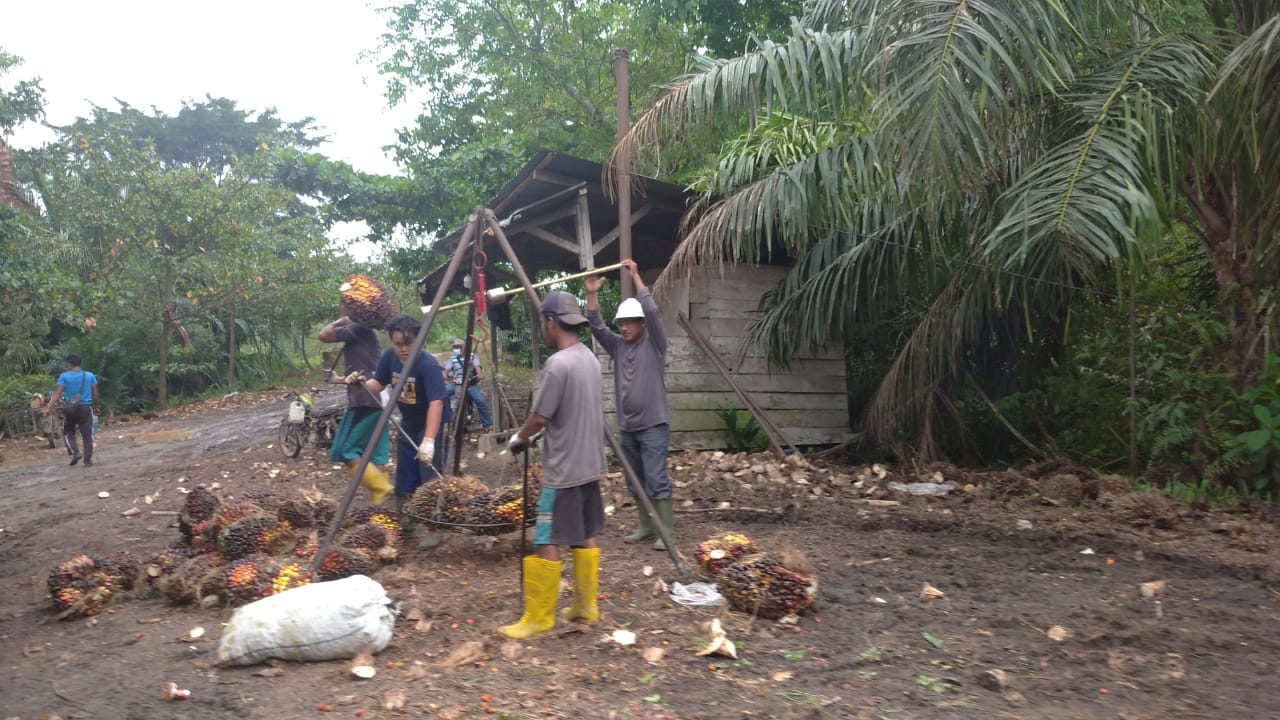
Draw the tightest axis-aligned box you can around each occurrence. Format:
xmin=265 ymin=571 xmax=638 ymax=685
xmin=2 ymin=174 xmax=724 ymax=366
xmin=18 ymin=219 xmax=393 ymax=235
xmin=614 ymin=298 xmax=645 ymax=322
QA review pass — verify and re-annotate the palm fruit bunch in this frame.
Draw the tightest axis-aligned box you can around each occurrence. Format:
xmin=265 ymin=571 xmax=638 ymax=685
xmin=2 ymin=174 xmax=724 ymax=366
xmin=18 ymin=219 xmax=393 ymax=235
xmin=198 ymin=500 xmax=270 ymax=549
xmin=217 ymin=516 xmax=292 ymax=560
xmin=291 ymin=534 xmax=319 ymax=560
xmin=342 ymin=506 xmax=402 ymax=543
xmin=339 ymin=274 xmax=397 ymax=329
xmin=405 ymin=475 xmax=488 ymax=528
xmin=239 ymin=490 xmax=287 ymax=517
xmin=694 ymin=533 xmax=760 ymax=576
xmin=220 ymin=554 xmax=274 ymax=604
xmin=714 ymin=553 xmax=817 ymax=619
xmin=263 ymin=560 xmax=312 ymax=597
xmin=46 ymin=555 xmax=107 ymax=617
xmin=179 ymin=485 xmax=222 ymax=545
xmin=277 ymin=494 xmax=337 ymax=529
xmin=158 ymin=552 xmax=227 ymax=605
xmin=318 ymin=547 xmax=378 ymax=581
xmin=462 ymin=483 xmax=537 ymax=535
xmin=96 ymin=551 xmax=143 ymax=591
xmin=47 ymin=554 xmax=97 ymax=593
xmin=340 ymin=523 xmax=391 ymax=554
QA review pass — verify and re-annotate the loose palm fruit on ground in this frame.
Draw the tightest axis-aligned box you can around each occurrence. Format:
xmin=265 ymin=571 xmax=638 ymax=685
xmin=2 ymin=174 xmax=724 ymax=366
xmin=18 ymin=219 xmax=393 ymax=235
xmin=694 ymin=533 xmax=760 ymax=576
xmin=340 ymin=274 xmax=397 ymax=329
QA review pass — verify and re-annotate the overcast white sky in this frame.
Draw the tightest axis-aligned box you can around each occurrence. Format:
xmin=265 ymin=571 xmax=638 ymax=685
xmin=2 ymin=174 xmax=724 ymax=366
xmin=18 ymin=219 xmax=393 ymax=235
xmin=3 ymin=1 xmax=424 ymax=259
xmin=3 ymin=0 xmax=417 ymax=173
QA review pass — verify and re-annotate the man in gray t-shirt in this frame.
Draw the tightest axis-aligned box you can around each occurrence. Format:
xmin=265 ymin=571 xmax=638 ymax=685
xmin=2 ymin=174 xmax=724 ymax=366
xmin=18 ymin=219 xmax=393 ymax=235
xmin=585 ymin=258 xmax=674 ymax=551
xmin=501 ymin=290 xmax=606 ymax=640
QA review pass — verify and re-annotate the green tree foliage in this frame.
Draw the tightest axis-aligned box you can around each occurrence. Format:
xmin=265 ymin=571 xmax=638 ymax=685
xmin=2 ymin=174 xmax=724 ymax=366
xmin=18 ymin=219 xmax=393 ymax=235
xmin=372 ymin=0 xmax=800 ymax=237
xmin=0 ymin=49 xmax=43 ymax=133
xmin=19 ymin=105 xmax=341 ymax=408
xmin=618 ymin=0 xmax=1280 ymax=473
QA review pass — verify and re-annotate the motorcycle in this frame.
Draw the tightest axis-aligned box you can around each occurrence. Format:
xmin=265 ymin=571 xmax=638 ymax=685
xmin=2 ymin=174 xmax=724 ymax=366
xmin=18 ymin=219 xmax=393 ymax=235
xmin=278 ymin=390 xmax=341 ymax=458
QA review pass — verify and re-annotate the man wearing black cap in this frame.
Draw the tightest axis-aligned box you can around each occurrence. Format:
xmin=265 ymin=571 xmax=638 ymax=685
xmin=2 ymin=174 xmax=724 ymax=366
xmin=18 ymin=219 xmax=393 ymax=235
xmin=501 ymin=290 xmax=606 ymax=639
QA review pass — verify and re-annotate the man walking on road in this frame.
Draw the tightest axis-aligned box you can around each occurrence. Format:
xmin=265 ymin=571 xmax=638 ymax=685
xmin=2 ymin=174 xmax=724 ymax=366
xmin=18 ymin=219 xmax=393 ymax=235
xmin=585 ymin=258 xmax=674 ymax=550
xmin=44 ymin=353 xmax=100 ymax=467
xmin=501 ymin=290 xmax=606 ymax=639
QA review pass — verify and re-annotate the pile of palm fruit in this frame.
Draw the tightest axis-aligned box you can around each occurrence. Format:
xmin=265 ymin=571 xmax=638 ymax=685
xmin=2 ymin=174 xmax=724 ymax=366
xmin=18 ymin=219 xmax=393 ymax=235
xmin=404 ymin=467 xmax=542 ymax=535
xmin=46 ymin=485 xmax=399 ymax=618
xmin=694 ymin=532 xmax=818 ymax=619
xmin=339 ymin=274 xmax=397 ymax=329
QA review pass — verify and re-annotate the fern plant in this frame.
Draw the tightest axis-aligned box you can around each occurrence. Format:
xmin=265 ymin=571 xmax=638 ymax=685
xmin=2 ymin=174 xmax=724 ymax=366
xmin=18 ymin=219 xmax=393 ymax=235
xmin=714 ymin=408 xmax=767 ymax=453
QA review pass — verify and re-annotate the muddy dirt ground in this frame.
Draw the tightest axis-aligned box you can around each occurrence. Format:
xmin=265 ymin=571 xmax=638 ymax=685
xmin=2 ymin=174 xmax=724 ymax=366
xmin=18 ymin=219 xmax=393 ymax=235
xmin=1 ymin=386 xmax=1279 ymax=720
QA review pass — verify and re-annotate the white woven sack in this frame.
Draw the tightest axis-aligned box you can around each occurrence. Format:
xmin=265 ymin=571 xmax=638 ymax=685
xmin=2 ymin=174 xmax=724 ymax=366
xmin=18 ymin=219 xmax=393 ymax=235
xmin=216 ymin=574 xmax=396 ymax=666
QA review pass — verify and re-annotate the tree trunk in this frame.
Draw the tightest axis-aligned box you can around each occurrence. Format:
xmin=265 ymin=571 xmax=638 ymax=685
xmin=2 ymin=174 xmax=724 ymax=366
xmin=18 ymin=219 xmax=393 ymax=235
xmin=1186 ymin=171 xmax=1266 ymax=389
xmin=227 ymin=304 xmax=237 ymax=391
xmin=158 ymin=312 xmax=170 ymax=410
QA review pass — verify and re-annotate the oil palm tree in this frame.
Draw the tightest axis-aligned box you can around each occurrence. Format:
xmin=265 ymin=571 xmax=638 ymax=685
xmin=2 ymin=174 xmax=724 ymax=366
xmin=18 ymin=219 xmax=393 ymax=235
xmin=614 ymin=0 xmax=1280 ymax=459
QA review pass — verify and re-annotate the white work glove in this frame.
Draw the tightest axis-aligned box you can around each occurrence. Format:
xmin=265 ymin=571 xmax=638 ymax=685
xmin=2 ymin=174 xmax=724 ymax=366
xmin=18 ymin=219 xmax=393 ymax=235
xmin=416 ymin=438 xmax=435 ymax=464
xmin=507 ymin=433 xmax=530 ymax=455
xmin=343 ymin=370 xmax=366 ymax=385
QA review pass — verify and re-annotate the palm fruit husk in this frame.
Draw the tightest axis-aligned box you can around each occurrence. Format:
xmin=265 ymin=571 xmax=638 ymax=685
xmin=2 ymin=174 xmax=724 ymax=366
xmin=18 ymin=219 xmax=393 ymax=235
xmin=147 ymin=546 xmax=194 ymax=579
xmin=404 ymin=475 xmax=488 ymax=528
xmin=694 ymin=533 xmax=760 ymax=576
xmin=158 ymin=552 xmax=226 ymax=605
xmin=340 ymin=523 xmax=391 ymax=554
xmin=179 ymin=485 xmax=222 ymax=545
xmin=342 ymin=506 xmax=402 ymax=543
xmin=462 ymin=483 xmax=538 ymax=535
xmin=217 ymin=516 xmax=292 ymax=560
xmin=715 ymin=553 xmax=818 ymax=619
xmin=339 ymin=274 xmax=396 ymax=329
xmin=318 ymin=546 xmax=378 ymax=581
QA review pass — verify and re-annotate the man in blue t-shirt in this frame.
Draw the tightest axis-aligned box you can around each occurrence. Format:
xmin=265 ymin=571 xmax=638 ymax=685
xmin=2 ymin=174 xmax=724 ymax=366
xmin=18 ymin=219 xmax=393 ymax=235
xmin=43 ymin=353 xmax=100 ymax=466
xmin=361 ymin=315 xmax=450 ymax=518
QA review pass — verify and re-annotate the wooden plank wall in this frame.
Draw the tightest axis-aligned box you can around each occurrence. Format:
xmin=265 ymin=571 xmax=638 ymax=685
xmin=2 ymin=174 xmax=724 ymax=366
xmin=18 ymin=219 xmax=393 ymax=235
xmin=598 ymin=265 xmax=850 ymax=450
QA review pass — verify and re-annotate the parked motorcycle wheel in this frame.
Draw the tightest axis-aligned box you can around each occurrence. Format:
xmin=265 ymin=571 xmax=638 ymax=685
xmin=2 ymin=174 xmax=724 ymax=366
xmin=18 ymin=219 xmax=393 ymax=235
xmin=279 ymin=419 xmax=304 ymax=458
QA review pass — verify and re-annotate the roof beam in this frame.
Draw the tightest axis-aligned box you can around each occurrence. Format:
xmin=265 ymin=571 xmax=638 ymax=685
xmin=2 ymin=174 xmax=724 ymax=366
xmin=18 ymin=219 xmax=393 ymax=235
xmin=592 ymin=204 xmax=653 ymax=255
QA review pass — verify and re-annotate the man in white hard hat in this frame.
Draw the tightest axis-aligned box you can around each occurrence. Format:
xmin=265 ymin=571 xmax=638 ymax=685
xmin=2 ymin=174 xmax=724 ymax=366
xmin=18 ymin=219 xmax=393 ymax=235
xmin=584 ymin=258 xmax=674 ymax=551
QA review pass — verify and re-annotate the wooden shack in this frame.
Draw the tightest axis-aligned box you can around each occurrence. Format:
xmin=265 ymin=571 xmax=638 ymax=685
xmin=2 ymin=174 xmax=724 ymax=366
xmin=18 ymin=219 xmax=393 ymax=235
xmin=429 ymin=150 xmax=849 ymax=449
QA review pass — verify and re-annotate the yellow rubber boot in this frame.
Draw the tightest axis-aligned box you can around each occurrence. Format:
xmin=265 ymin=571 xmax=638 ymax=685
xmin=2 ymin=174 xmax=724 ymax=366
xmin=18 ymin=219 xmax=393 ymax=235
xmin=358 ymin=465 xmax=393 ymax=505
xmin=561 ymin=547 xmax=600 ymax=625
xmin=499 ymin=556 xmax=562 ymax=639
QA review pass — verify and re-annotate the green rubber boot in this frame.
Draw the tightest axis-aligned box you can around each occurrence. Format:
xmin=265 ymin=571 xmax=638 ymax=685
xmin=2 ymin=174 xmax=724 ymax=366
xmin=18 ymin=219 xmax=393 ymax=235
xmin=651 ymin=498 xmax=675 ymax=552
xmin=623 ymin=502 xmax=655 ymax=544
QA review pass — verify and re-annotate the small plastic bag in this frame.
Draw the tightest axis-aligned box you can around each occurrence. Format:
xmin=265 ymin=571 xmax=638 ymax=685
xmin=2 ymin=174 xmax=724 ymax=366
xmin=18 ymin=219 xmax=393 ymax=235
xmin=670 ymin=581 xmax=725 ymax=607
